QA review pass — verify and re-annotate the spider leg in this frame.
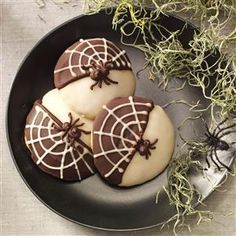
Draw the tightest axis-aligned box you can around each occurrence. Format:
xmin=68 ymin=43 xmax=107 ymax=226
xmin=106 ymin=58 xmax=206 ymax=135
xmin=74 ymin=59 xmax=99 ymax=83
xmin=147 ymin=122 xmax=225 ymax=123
xmin=52 ymin=123 xmax=63 ymax=131
xmin=63 ymin=124 xmax=74 ymax=139
xmin=151 ymin=138 xmax=158 ymax=146
xmin=74 ymin=138 xmax=91 ymax=153
xmin=146 ymin=152 xmax=150 ymax=160
xmin=52 ymin=123 xmax=69 ymax=139
xmin=71 ymin=117 xmax=81 ymax=127
xmin=80 ymin=129 xmax=91 ymax=135
xmin=215 ymin=123 xmax=236 ymax=138
xmin=58 ymin=128 xmax=65 ymax=132
xmin=106 ymin=77 xmax=119 ymax=85
xmin=67 ymin=112 xmax=73 ymax=125
xmin=203 ymin=133 xmax=213 ymax=146
xmin=209 ymin=147 xmax=221 ymax=171
xmin=75 ymin=123 xmax=84 ymax=128
xmin=212 ymin=117 xmax=228 ymax=136
xmin=103 ymin=78 xmax=111 ymax=85
xmin=90 ymin=81 xmax=99 ymax=90
xmin=204 ymin=148 xmax=211 ymax=170
xmin=98 ymin=80 xmax=103 ymax=88
xmin=150 ymin=145 xmax=156 ymax=150
xmin=204 ymin=131 xmax=211 ymax=139
xmin=213 ymin=148 xmax=231 ymax=171
xmin=218 ymin=130 xmax=236 ymax=140
xmin=75 ymin=122 xmax=85 ymax=128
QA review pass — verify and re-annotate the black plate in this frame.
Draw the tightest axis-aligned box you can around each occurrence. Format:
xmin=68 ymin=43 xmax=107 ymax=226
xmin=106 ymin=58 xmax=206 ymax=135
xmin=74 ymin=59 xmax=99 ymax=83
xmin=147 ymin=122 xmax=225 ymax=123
xmin=7 ymin=10 xmax=235 ymax=230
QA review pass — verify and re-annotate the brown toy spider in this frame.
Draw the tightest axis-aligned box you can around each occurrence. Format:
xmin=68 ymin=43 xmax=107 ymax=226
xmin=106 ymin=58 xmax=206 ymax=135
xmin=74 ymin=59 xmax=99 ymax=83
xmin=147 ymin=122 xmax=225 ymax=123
xmin=135 ymin=138 xmax=159 ymax=160
xmin=53 ymin=113 xmax=90 ymax=148
xmin=202 ymin=118 xmax=236 ymax=171
xmin=82 ymin=59 xmax=118 ymax=90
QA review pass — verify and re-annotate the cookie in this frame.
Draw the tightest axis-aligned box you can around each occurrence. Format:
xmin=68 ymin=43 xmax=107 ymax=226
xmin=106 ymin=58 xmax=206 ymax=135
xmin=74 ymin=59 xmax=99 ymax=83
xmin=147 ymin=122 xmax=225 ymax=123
xmin=24 ymin=89 xmax=96 ymax=181
xmin=54 ymin=38 xmax=136 ymax=119
xmin=92 ymin=96 xmax=175 ymax=186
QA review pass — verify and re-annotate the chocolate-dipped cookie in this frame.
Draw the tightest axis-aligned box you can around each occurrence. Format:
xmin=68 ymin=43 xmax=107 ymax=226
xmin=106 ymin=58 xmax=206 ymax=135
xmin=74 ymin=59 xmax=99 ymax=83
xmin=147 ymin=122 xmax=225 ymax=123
xmin=24 ymin=89 xmax=96 ymax=181
xmin=92 ymin=96 xmax=175 ymax=186
xmin=54 ymin=38 xmax=136 ymax=119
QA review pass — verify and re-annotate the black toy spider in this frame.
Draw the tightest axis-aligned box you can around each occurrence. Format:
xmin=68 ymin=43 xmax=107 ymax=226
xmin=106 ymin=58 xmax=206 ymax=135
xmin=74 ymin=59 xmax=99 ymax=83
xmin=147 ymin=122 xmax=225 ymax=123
xmin=135 ymin=138 xmax=159 ymax=160
xmin=202 ymin=118 xmax=236 ymax=171
xmin=53 ymin=112 xmax=90 ymax=148
xmin=82 ymin=60 xmax=118 ymax=90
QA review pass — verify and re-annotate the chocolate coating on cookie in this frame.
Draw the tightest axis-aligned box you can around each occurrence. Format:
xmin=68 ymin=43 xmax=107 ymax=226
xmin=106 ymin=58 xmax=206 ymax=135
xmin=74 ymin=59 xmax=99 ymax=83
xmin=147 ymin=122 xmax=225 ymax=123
xmin=54 ymin=38 xmax=132 ymax=89
xmin=24 ymin=101 xmax=96 ymax=181
xmin=92 ymin=96 xmax=155 ymax=185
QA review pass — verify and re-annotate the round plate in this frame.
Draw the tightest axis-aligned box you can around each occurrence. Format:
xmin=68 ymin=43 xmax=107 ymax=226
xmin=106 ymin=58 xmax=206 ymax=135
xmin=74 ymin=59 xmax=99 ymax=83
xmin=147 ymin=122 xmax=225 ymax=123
xmin=6 ymin=10 xmax=235 ymax=230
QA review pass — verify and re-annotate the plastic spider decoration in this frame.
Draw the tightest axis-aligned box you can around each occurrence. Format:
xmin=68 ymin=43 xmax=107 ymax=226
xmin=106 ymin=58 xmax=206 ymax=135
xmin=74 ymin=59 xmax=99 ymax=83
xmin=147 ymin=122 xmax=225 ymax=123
xmin=82 ymin=60 xmax=118 ymax=90
xmin=202 ymin=118 xmax=236 ymax=171
xmin=135 ymin=138 xmax=158 ymax=160
xmin=53 ymin=113 xmax=90 ymax=149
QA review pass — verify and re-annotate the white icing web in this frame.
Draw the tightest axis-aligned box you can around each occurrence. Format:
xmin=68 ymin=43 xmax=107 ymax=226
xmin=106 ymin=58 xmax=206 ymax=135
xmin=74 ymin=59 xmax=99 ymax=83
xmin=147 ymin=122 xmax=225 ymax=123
xmin=54 ymin=38 xmax=132 ymax=76
xmin=93 ymin=96 xmax=152 ymax=178
xmin=25 ymin=105 xmax=94 ymax=180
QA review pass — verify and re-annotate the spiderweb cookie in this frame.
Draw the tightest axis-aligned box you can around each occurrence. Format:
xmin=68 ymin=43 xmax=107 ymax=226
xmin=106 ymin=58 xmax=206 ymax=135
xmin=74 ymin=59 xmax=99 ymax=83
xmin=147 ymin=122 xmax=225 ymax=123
xmin=24 ymin=89 xmax=96 ymax=181
xmin=54 ymin=38 xmax=136 ymax=119
xmin=92 ymin=96 xmax=175 ymax=186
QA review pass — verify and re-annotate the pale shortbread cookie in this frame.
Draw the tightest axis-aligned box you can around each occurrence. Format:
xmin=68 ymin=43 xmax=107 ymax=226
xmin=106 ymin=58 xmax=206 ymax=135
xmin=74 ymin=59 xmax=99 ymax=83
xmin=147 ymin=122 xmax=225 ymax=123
xmin=54 ymin=38 xmax=136 ymax=120
xmin=24 ymin=89 xmax=96 ymax=181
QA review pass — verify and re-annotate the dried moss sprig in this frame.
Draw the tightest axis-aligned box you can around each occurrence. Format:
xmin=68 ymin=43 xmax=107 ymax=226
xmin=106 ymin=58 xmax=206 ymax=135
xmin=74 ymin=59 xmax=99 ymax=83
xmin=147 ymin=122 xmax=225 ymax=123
xmin=160 ymin=115 xmax=235 ymax=234
xmin=139 ymin=30 xmax=235 ymax=121
xmin=160 ymin=151 xmax=213 ymax=235
xmin=86 ymin=0 xmax=236 ymax=121
xmin=162 ymin=118 xmax=235 ymax=234
xmin=86 ymin=0 xmax=236 ymax=39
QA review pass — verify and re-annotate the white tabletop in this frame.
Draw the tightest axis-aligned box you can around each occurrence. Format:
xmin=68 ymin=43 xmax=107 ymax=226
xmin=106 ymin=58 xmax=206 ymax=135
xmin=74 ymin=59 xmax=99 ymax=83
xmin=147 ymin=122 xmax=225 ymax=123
xmin=1 ymin=1 xmax=235 ymax=235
